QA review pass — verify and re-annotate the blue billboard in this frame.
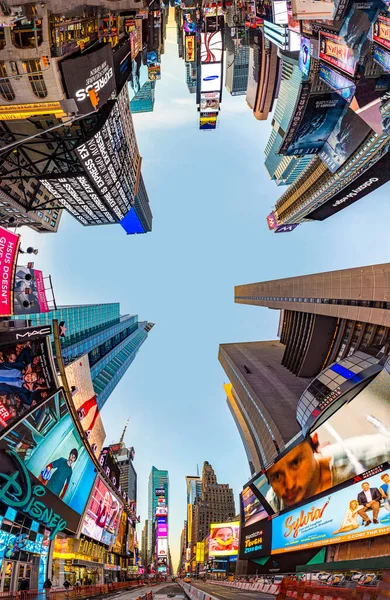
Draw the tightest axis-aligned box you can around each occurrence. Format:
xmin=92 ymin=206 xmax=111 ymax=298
xmin=271 ymin=466 xmax=390 ymax=554
xmin=319 ymin=64 xmax=356 ymax=103
xmin=373 ymin=45 xmax=390 ymax=73
xmin=298 ymin=37 xmax=311 ymax=80
xmin=120 ymin=207 xmax=146 ymax=234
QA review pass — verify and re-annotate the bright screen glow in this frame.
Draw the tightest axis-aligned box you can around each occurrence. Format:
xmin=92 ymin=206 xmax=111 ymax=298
xmin=209 ymin=521 xmax=240 ymax=557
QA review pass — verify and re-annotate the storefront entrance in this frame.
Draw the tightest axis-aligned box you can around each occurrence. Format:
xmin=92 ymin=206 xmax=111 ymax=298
xmin=0 ymin=561 xmax=34 ymax=592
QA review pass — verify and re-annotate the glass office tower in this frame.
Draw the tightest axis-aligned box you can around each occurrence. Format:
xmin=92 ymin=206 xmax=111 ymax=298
xmin=15 ymin=303 xmax=154 ymax=409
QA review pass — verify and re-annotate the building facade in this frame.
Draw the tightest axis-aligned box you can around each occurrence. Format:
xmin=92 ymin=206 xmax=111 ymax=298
xmin=15 ymin=303 xmax=154 ymax=409
xmin=225 ymin=26 xmax=250 ymax=97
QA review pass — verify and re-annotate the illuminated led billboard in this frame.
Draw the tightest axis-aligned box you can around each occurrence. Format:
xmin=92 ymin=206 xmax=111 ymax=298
xmin=157 ymin=538 xmax=168 ymax=557
xmin=0 ymin=227 xmax=19 ymax=317
xmin=201 ymin=63 xmax=222 ymax=93
xmin=241 ymin=486 xmax=268 ymax=526
xmin=156 ymin=506 xmax=168 ymax=517
xmin=209 ymin=521 xmax=240 ymax=556
xmin=81 ymin=477 xmax=122 ymax=545
xmin=201 ymin=32 xmax=223 ymax=63
xmin=319 ymin=31 xmax=359 ymax=76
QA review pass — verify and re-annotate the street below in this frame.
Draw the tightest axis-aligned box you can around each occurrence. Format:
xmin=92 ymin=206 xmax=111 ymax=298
xmin=188 ymin=581 xmax=277 ymax=600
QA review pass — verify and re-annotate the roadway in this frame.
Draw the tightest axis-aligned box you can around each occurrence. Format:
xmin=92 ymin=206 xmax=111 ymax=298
xmin=187 ymin=581 xmax=277 ymax=600
xmin=115 ymin=582 xmax=185 ymax=600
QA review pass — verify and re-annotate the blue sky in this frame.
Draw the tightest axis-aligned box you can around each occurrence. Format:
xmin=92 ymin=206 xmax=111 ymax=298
xmin=20 ymin=9 xmax=390 ymax=573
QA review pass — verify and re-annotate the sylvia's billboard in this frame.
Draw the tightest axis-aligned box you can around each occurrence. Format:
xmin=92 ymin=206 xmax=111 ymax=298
xmin=0 ymin=227 xmax=19 ymax=317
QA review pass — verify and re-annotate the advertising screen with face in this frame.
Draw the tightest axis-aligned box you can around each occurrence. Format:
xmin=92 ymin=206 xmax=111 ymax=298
xmin=272 ymin=467 xmax=390 ymax=554
xmin=0 ymin=392 xmax=96 ymax=519
xmin=254 ymin=367 xmax=390 ymax=514
xmin=81 ymin=477 xmax=122 ymax=544
xmin=0 ymin=334 xmax=58 ymax=434
xmin=241 ymin=486 xmax=268 ymax=526
xmin=209 ymin=521 xmax=240 ymax=557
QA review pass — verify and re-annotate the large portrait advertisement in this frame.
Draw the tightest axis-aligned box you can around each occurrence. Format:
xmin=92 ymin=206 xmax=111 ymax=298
xmin=0 ymin=331 xmax=58 ymax=434
xmin=81 ymin=477 xmax=122 ymax=545
xmin=271 ymin=466 xmax=390 ymax=554
xmin=209 ymin=521 xmax=240 ymax=557
xmin=254 ymin=367 xmax=390 ymax=515
xmin=0 ymin=391 xmax=96 ymax=531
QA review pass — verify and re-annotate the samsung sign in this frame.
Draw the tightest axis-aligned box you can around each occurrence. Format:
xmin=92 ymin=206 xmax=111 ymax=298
xmin=307 ymin=148 xmax=390 ymax=221
xmin=61 ymin=44 xmax=115 ymax=115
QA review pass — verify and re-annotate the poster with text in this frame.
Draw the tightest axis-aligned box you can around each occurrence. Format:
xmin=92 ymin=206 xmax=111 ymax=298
xmin=0 ymin=227 xmax=19 ymax=317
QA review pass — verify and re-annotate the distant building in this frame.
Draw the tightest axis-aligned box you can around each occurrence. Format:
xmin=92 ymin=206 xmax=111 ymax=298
xmin=225 ymin=26 xmax=250 ymax=97
xmin=130 ymin=81 xmax=156 ymax=113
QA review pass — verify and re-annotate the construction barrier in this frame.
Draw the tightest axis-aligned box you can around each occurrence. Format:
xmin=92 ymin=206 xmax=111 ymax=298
xmin=180 ymin=582 xmax=219 ymax=600
xmin=0 ymin=580 xmax=149 ymax=600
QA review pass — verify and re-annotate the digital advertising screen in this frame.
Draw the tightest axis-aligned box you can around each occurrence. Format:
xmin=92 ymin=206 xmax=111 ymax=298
xmin=185 ymin=35 xmax=195 ymax=62
xmin=0 ymin=392 xmax=96 ymax=524
xmin=200 ymin=92 xmax=220 ymax=112
xmin=319 ymin=107 xmax=371 ymax=173
xmin=201 ymin=32 xmax=223 ymax=63
xmin=209 ymin=521 xmax=240 ymax=557
xmin=254 ymin=366 xmax=390 ymax=515
xmin=201 ymin=63 xmax=222 ymax=93
xmin=284 ymin=93 xmax=346 ymax=156
xmin=157 ymin=538 xmax=168 ymax=557
xmin=157 ymin=521 xmax=168 ymax=537
xmin=81 ymin=477 xmax=122 ymax=544
xmin=156 ymin=505 xmax=168 ymax=516
xmin=239 ymin=518 xmax=272 ymax=560
xmin=0 ymin=227 xmax=19 ymax=317
xmin=200 ymin=113 xmax=217 ymax=130
xmin=65 ymin=355 xmax=106 ymax=456
xmin=113 ymin=41 xmax=132 ymax=93
xmin=319 ymin=31 xmax=359 ymax=76
xmin=298 ymin=37 xmax=311 ymax=79
xmin=147 ymin=52 xmax=161 ymax=81
xmin=373 ymin=14 xmax=390 ymax=50
xmin=155 ymin=487 xmax=165 ymax=496
xmin=373 ymin=44 xmax=390 ymax=72
xmin=13 ymin=267 xmax=49 ymax=315
xmin=271 ymin=466 xmax=390 ymax=554
xmin=241 ymin=486 xmax=268 ymax=526
xmin=0 ymin=331 xmax=58 ymax=434
xmin=319 ymin=64 xmax=356 ymax=103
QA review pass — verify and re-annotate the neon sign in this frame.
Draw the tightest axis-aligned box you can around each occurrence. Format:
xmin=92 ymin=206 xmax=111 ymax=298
xmin=0 ymin=450 xmax=67 ymax=539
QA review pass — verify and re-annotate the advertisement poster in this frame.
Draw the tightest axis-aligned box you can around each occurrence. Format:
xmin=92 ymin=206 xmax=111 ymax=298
xmin=157 ymin=521 xmax=168 ymax=537
xmin=319 ymin=64 xmax=356 ymax=103
xmin=201 ymin=32 xmax=223 ymax=63
xmin=338 ymin=0 xmax=383 ymax=51
xmin=99 ymin=448 xmax=120 ymax=490
xmin=239 ymin=518 xmax=272 ymax=560
xmin=201 ymin=63 xmax=222 ymax=92
xmin=254 ymin=366 xmax=390 ymax=514
xmin=147 ymin=51 xmax=161 ymax=81
xmin=156 ymin=506 xmax=168 ymax=516
xmin=319 ymin=107 xmax=371 ymax=173
xmin=0 ymin=333 xmax=58 ymax=433
xmin=113 ymin=41 xmax=132 ymax=93
xmin=307 ymin=143 xmax=390 ymax=220
xmin=284 ymin=93 xmax=346 ymax=155
xmin=61 ymin=44 xmax=115 ymax=115
xmin=185 ymin=35 xmax=195 ymax=62
xmin=374 ymin=44 xmax=390 ymax=72
xmin=266 ymin=212 xmax=278 ymax=230
xmin=241 ymin=486 xmax=268 ymax=526
xmin=0 ymin=392 xmax=96 ymax=522
xmin=373 ymin=14 xmax=390 ymax=50
xmin=200 ymin=92 xmax=220 ymax=111
xmin=0 ymin=227 xmax=19 ymax=317
xmin=298 ymin=37 xmax=311 ymax=79
xmin=200 ymin=112 xmax=217 ymax=130
xmin=157 ymin=538 xmax=168 ymax=556
xmin=13 ymin=267 xmax=49 ymax=315
xmin=319 ymin=31 xmax=359 ymax=76
xmin=65 ymin=355 xmax=106 ymax=456
xmin=128 ymin=56 xmax=148 ymax=101
xmin=209 ymin=521 xmax=240 ymax=556
xmin=291 ymin=0 xmax=334 ymax=19
xmin=81 ymin=477 xmax=122 ymax=544
xmin=272 ymin=467 xmax=390 ymax=553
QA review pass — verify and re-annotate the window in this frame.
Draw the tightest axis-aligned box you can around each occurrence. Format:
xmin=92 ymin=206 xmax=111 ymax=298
xmin=37 ymin=211 xmax=43 ymax=217
xmin=0 ymin=62 xmax=15 ymax=101
xmin=51 ymin=220 xmax=56 ymax=227
xmin=23 ymin=60 xmax=47 ymax=98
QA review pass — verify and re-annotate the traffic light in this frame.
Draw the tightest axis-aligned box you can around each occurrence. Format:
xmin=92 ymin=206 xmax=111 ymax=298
xmin=88 ymin=88 xmax=99 ymax=109
xmin=41 ymin=55 xmax=50 ymax=68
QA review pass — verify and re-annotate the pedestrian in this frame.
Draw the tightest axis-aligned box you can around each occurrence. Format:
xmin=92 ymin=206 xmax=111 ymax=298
xmin=43 ymin=579 xmax=52 ymax=595
xmin=75 ymin=580 xmax=81 ymax=595
xmin=20 ymin=577 xmax=29 ymax=600
xmin=63 ymin=579 xmax=71 ymax=597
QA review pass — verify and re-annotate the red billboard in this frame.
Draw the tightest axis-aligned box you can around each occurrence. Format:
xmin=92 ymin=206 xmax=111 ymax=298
xmin=0 ymin=227 xmax=19 ymax=317
xmin=373 ymin=14 xmax=390 ymax=50
xmin=319 ymin=31 xmax=359 ymax=76
xmin=13 ymin=267 xmax=49 ymax=315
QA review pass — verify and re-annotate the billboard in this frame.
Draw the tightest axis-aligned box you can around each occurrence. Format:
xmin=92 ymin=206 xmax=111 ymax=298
xmin=307 ymin=144 xmax=390 ymax=220
xmin=290 ymin=0 xmax=334 ymax=19
xmin=254 ymin=366 xmax=390 ymax=514
xmin=200 ymin=112 xmax=217 ymax=130
xmin=0 ymin=392 xmax=96 ymax=527
xmin=239 ymin=518 xmax=272 ymax=560
xmin=147 ymin=52 xmax=161 ymax=81
xmin=274 ymin=224 xmax=299 ymax=233
xmin=187 ymin=504 xmax=193 ymax=543
xmin=157 ymin=521 xmax=168 ymax=537
xmin=201 ymin=63 xmax=222 ymax=93
xmin=201 ymin=32 xmax=223 ymax=63
xmin=319 ymin=64 xmax=356 ymax=103
xmin=128 ymin=57 xmax=148 ymax=101
xmin=196 ymin=542 xmax=205 ymax=563
xmin=13 ymin=267 xmax=49 ymax=315
xmin=156 ymin=505 xmax=168 ymax=516
xmin=185 ymin=35 xmax=196 ymax=62
xmin=266 ymin=212 xmax=278 ymax=230
xmin=155 ymin=486 xmax=165 ymax=496
xmin=0 ymin=332 xmax=58 ymax=434
xmin=81 ymin=477 xmax=122 ymax=545
xmin=61 ymin=44 xmax=115 ymax=115
xmin=209 ymin=521 xmax=240 ymax=557
xmin=373 ymin=44 xmax=390 ymax=72
xmin=338 ymin=0 xmax=383 ymax=51
xmin=298 ymin=37 xmax=311 ymax=79
xmin=99 ymin=447 xmax=121 ymax=490
xmin=157 ymin=538 xmax=168 ymax=557
xmin=65 ymin=355 xmax=106 ymax=456
xmin=113 ymin=41 xmax=132 ymax=93
xmin=319 ymin=108 xmax=371 ymax=173
xmin=241 ymin=486 xmax=268 ymax=527
xmin=271 ymin=466 xmax=390 ymax=554
xmin=319 ymin=31 xmax=359 ymax=76
xmin=373 ymin=14 xmax=390 ymax=50
xmin=0 ymin=227 xmax=19 ymax=317
xmin=200 ymin=92 xmax=220 ymax=112
xmin=283 ymin=93 xmax=346 ymax=156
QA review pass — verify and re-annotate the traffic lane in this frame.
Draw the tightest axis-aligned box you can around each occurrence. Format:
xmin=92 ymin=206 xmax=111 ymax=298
xmin=116 ymin=583 xmax=185 ymax=600
xmin=155 ymin=584 xmax=187 ymax=596
xmin=189 ymin=581 xmax=277 ymax=600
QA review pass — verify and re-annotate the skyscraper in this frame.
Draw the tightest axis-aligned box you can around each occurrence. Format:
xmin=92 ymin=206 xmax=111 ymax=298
xmin=185 ymin=475 xmax=202 ymax=560
xmin=141 ymin=520 xmax=149 ymax=566
xmin=225 ymin=27 xmax=250 ymax=97
xmin=109 ymin=421 xmax=138 ymax=509
xmin=192 ymin=462 xmax=235 ymax=546
xmin=245 ymin=31 xmax=279 ymax=120
xmin=220 ymin=263 xmax=390 ymax=471
xmin=147 ymin=466 xmax=169 ymax=564
xmin=16 ymin=303 xmax=154 ymax=409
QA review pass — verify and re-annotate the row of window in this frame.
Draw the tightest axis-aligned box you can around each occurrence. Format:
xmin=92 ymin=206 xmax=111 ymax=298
xmin=235 ymin=295 xmax=390 ymax=310
xmin=0 ymin=60 xmax=47 ymax=101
